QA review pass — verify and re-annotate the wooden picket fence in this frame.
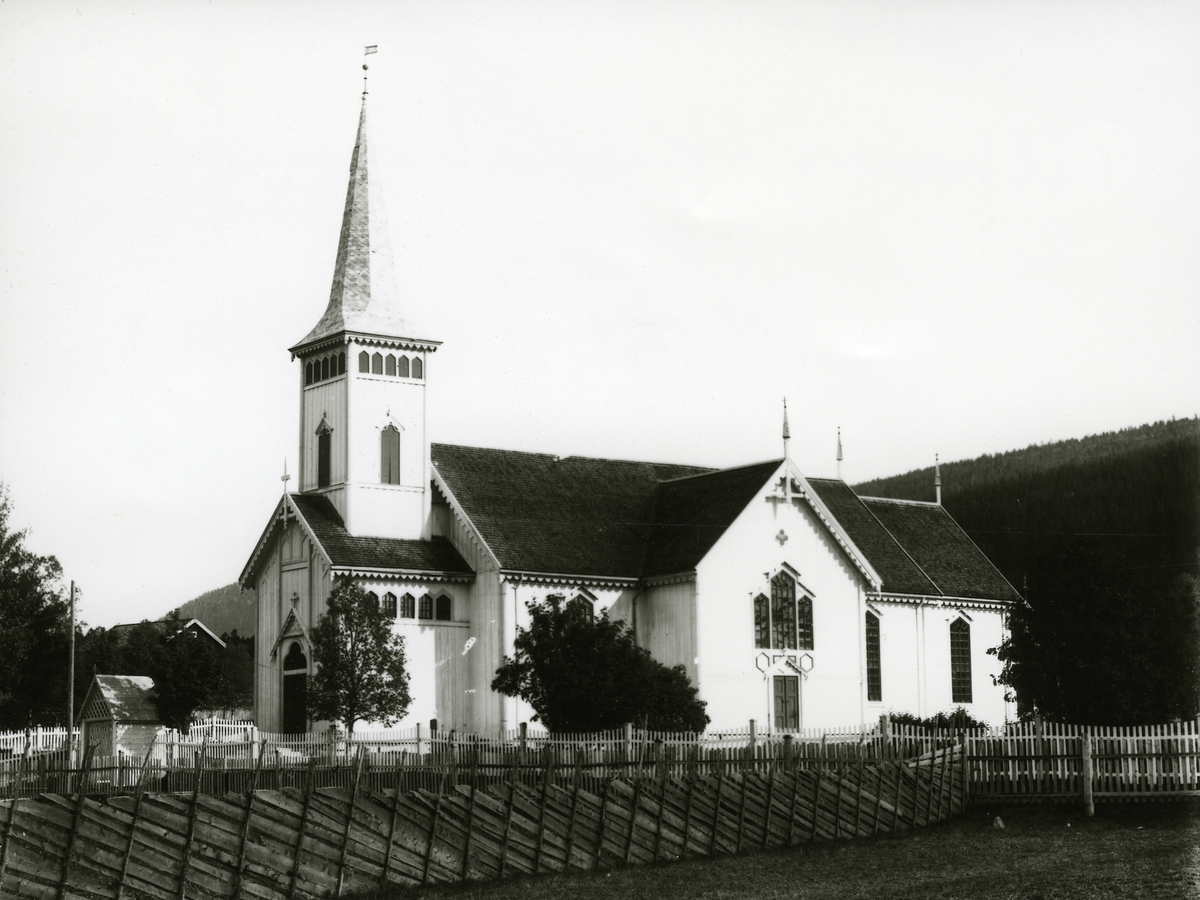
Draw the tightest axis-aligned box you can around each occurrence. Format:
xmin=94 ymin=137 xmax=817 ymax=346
xmin=0 ymin=742 xmax=963 ymax=899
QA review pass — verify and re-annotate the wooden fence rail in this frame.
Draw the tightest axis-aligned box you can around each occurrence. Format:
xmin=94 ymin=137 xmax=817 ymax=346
xmin=0 ymin=745 xmax=963 ymax=899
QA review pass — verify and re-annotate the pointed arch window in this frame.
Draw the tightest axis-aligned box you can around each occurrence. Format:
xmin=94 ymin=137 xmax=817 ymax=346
xmin=305 ymin=363 xmax=314 ymax=385
xmin=435 ymin=595 xmax=452 ymax=621
xmin=412 ymin=357 xmax=424 ymax=379
xmin=418 ymin=593 xmax=433 ymax=620
xmin=569 ymin=595 xmax=594 ymax=619
xmin=865 ymin=612 xmax=881 ymax=702
xmin=381 ymin=425 xmax=401 ymax=485
xmin=797 ymin=595 xmax=813 ymax=650
xmin=359 ymin=351 xmax=370 ymax=373
xmin=382 ymin=592 xmax=397 ymax=619
xmin=371 ymin=352 xmax=383 ymax=375
xmin=337 ymin=352 xmax=346 ymax=375
xmin=385 ymin=354 xmax=396 ymax=376
xmin=950 ymin=618 xmax=972 ymax=703
xmin=316 ymin=419 xmax=332 ymax=488
xmin=397 ymin=355 xmax=409 ymax=377
xmin=400 ymin=593 xmax=415 ymax=619
xmin=754 ymin=594 xmax=770 ymax=649
xmin=321 ymin=357 xmax=330 ymax=380
xmin=771 ymin=572 xmax=798 ymax=650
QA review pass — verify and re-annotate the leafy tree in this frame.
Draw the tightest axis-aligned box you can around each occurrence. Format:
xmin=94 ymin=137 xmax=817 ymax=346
xmin=0 ymin=483 xmax=72 ymax=729
xmin=492 ymin=594 xmax=709 ymax=733
xmin=308 ymin=579 xmax=411 ymax=735
xmin=990 ymin=540 xmax=1200 ymax=724
xmin=148 ymin=623 xmax=230 ymax=730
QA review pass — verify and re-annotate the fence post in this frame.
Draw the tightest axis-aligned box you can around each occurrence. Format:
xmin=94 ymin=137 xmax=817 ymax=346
xmin=880 ymin=713 xmax=891 ymax=758
xmin=177 ymin=738 xmax=207 ymax=900
xmin=57 ymin=743 xmax=95 ymax=900
xmin=335 ymin=746 xmax=367 ymax=898
xmin=286 ymin=758 xmax=317 ymax=900
xmin=534 ymin=744 xmax=554 ymax=872
xmin=230 ymin=738 xmax=266 ymax=900
xmin=115 ymin=736 xmax=159 ymax=900
xmin=1081 ymin=732 xmax=1094 ymax=817
xmin=0 ymin=795 xmax=17 ymax=896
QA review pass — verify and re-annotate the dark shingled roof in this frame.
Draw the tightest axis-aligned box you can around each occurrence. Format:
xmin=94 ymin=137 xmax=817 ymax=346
xmin=290 ymin=493 xmax=473 ymax=575
xmin=806 ymin=478 xmax=939 ymax=596
xmin=431 ymin=444 xmax=714 ymax=577
xmin=642 ymin=462 xmax=784 ymax=576
xmin=859 ymin=497 xmax=1020 ymax=602
xmin=86 ymin=675 xmax=159 ymax=723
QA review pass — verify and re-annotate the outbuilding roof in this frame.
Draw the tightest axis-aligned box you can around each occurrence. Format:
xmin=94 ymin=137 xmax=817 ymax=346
xmin=78 ymin=675 xmax=160 ymax=724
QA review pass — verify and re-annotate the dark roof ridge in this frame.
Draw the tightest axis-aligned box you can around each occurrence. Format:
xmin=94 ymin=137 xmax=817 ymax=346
xmin=857 ymin=495 xmax=942 ymax=507
xmin=432 ymin=441 xmax=713 ymax=473
xmin=657 ymin=458 xmax=784 ymax=484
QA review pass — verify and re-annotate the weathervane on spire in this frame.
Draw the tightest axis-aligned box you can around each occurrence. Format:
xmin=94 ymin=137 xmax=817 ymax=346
xmin=281 ymin=458 xmax=291 ymax=492
xmin=363 ymin=44 xmax=377 ymax=94
xmin=935 ymin=453 xmax=942 ymax=505
xmin=837 ymin=427 xmax=843 ymax=480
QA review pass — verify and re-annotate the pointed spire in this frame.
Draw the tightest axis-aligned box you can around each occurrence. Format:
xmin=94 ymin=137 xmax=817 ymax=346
xmin=935 ymin=453 xmax=942 ymax=505
xmin=837 ymin=427 xmax=843 ymax=479
xmin=293 ymin=92 xmax=416 ymax=351
xmin=782 ymin=398 xmax=791 ymax=459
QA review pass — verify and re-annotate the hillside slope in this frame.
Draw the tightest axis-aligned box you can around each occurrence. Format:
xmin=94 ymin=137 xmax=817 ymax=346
xmin=853 ymin=418 xmax=1200 ymax=592
xmin=173 ymin=583 xmax=257 ymax=638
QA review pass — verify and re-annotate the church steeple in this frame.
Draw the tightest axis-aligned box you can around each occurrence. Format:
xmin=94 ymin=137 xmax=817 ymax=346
xmin=293 ymin=94 xmax=420 ymax=352
xmin=290 ymin=88 xmax=438 ymax=542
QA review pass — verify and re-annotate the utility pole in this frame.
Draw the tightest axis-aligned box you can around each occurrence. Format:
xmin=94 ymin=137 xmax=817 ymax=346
xmin=68 ymin=580 xmax=76 ymax=759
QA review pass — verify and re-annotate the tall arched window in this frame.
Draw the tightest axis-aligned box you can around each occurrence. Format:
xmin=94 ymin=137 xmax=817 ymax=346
xmin=371 ymin=352 xmax=383 ymax=375
xmin=321 ymin=357 xmax=330 ymax=380
xmin=382 ymin=592 xmax=397 ymax=618
xmin=359 ymin=351 xmax=370 ymax=373
xmin=418 ymin=593 xmax=433 ymax=620
xmin=771 ymin=571 xmax=798 ymax=650
xmin=367 ymin=591 xmax=379 ymax=606
xmin=950 ymin=618 xmax=972 ymax=703
xmin=865 ymin=612 xmax=881 ymax=701
xmin=282 ymin=642 xmax=308 ymax=735
xmin=435 ymin=595 xmax=452 ymax=621
xmin=381 ymin=425 xmax=401 ymax=485
xmin=400 ymin=593 xmax=415 ymax=618
xmin=385 ymin=354 xmax=396 ymax=376
xmin=412 ymin=357 xmax=424 ymax=379
xmin=754 ymin=594 xmax=770 ymax=649
xmin=316 ymin=420 xmax=332 ymax=488
xmin=305 ymin=363 xmax=314 ymax=385
xmin=797 ymin=596 xmax=814 ymax=650
xmin=397 ymin=355 xmax=410 ymax=377
xmin=569 ymin=595 xmax=593 ymax=619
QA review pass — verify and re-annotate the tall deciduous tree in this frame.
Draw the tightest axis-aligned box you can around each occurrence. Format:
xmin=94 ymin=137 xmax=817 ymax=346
xmin=308 ymin=579 xmax=411 ymax=735
xmin=492 ymin=594 xmax=709 ymax=733
xmin=0 ymin=483 xmax=71 ymax=729
xmin=991 ymin=539 xmax=1200 ymax=724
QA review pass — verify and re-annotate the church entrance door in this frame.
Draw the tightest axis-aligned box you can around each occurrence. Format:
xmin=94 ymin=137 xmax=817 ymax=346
xmin=282 ymin=641 xmax=309 ymax=734
xmin=773 ymin=675 xmax=799 ymax=731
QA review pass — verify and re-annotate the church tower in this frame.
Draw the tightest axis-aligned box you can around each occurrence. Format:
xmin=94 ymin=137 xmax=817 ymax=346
xmin=288 ymin=93 xmax=438 ymax=540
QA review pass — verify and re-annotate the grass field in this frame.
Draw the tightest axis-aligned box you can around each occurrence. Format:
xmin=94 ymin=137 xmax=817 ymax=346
xmin=349 ymin=800 xmax=1200 ymax=900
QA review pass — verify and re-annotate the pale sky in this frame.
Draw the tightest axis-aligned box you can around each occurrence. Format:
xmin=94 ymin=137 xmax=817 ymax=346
xmin=1 ymin=1 xmax=1197 ymax=629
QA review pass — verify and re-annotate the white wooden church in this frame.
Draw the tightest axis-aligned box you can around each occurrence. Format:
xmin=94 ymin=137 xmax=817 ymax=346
xmin=241 ymin=95 xmax=1020 ymax=736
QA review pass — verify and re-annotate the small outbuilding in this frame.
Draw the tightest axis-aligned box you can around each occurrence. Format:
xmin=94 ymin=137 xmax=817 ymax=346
xmin=77 ymin=674 xmax=165 ymax=759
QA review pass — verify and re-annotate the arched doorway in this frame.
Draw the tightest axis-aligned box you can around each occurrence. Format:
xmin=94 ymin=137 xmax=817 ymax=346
xmin=282 ymin=641 xmax=308 ymax=734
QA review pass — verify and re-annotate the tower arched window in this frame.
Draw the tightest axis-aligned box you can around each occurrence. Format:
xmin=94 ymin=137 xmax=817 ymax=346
xmin=435 ymin=595 xmax=452 ymax=621
xmin=359 ymin=351 xmax=369 ymax=373
xmin=382 ymin=592 xmax=397 ymax=618
xmin=397 ymin=355 xmax=409 ymax=378
xmin=321 ymin=357 xmax=330 ymax=380
xmin=381 ymin=425 xmax=401 ymax=485
xmin=950 ymin=618 xmax=972 ymax=703
xmin=371 ymin=352 xmax=383 ymax=375
xmin=865 ymin=612 xmax=881 ymax=702
xmin=418 ymin=594 xmax=433 ymax=620
xmin=385 ymin=354 xmax=396 ymax=376
xmin=316 ymin=420 xmax=332 ymax=488
xmin=400 ymin=593 xmax=415 ymax=619
xmin=337 ymin=352 xmax=345 ymax=375
xmin=412 ymin=357 xmax=424 ymax=379
xmin=305 ymin=363 xmax=313 ymax=385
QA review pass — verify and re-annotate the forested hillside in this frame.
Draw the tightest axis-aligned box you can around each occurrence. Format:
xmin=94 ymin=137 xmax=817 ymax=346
xmin=855 ymin=417 xmax=1200 ymax=723
xmin=173 ymin=582 xmax=256 ymax=638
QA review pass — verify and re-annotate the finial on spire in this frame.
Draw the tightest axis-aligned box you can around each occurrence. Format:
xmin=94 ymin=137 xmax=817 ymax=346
xmin=363 ymin=44 xmax=377 ymax=95
xmin=782 ymin=398 xmax=791 ymax=459
xmin=934 ymin=453 xmax=942 ymax=505
xmin=837 ymin=427 xmax=843 ymax=479
xmin=281 ymin=458 xmax=291 ymax=493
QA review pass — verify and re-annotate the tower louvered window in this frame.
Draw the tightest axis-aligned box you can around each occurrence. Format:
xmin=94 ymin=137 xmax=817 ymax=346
xmin=381 ymin=425 xmax=400 ymax=485
xmin=385 ymin=354 xmax=396 ymax=376
xmin=398 ymin=355 xmax=409 ymax=377
xmin=371 ymin=352 xmax=383 ymax=375
xmin=865 ymin=612 xmax=881 ymax=702
xmin=950 ymin=618 xmax=972 ymax=703
xmin=413 ymin=357 xmax=423 ymax=379
xmin=359 ymin=351 xmax=369 ymax=372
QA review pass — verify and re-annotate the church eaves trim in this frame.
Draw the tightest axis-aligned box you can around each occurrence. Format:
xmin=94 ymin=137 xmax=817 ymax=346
xmin=289 ymin=331 xmax=442 ymax=360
